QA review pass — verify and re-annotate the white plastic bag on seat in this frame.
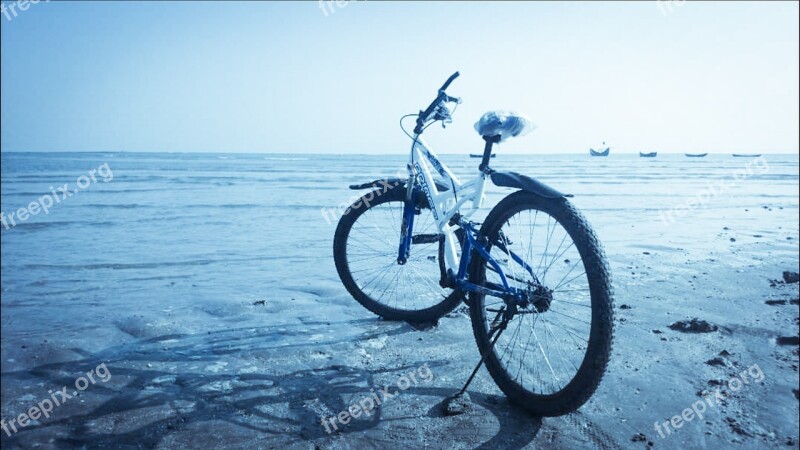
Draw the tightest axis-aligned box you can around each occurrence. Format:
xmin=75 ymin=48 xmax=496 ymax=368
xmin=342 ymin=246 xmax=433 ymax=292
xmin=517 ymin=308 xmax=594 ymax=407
xmin=474 ymin=111 xmax=536 ymax=142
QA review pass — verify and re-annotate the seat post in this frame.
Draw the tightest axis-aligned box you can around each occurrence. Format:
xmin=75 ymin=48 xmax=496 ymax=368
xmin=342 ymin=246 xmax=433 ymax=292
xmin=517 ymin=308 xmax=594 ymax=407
xmin=479 ymin=135 xmax=501 ymax=174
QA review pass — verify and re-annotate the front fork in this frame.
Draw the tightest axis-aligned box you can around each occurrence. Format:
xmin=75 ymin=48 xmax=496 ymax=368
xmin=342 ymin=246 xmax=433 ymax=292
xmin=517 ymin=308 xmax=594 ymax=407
xmin=397 ymin=164 xmax=418 ymax=265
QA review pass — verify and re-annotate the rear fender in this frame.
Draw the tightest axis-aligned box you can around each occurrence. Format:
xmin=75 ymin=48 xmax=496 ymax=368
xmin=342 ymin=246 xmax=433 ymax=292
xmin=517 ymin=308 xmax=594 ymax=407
xmin=489 ymin=171 xmax=571 ymax=199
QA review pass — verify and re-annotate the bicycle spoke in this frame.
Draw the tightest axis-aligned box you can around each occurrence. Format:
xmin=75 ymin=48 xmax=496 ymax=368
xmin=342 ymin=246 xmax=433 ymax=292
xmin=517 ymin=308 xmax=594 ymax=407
xmin=344 ymin=198 xmax=454 ymax=313
xmin=478 ymin=202 xmax=594 ymax=398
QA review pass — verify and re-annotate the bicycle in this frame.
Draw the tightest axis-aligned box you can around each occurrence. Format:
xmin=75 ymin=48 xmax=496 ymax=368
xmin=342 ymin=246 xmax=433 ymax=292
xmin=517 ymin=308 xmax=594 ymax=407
xmin=333 ymin=72 xmax=614 ymax=416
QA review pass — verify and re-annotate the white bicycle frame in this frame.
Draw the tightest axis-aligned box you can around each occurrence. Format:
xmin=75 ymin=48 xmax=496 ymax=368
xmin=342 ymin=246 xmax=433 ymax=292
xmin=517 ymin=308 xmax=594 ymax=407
xmin=407 ymin=135 xmax=488 ymax=274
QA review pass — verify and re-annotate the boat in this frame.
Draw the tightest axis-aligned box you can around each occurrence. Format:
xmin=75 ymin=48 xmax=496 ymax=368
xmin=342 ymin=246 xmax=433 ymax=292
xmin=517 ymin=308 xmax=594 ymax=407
xmin=639 ymin=152 xmax=657 ymax=158
xmin=685 ymin=153 xmax=708 ymax=158
xmin=590 ymin=141 xmax=611 ymax=156
xmin=732 ymin=154 xmax=762 ymax=157
xmin=469 ymin=153 xmax=495 ymax=158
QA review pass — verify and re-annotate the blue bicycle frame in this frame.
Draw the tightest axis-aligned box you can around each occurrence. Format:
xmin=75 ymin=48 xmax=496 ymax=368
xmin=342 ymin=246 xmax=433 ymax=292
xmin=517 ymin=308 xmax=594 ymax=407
xmin=454 ymin=221 xmax=542 ymax=303
xmin=399 ymin=195 xmax=543 ymax=303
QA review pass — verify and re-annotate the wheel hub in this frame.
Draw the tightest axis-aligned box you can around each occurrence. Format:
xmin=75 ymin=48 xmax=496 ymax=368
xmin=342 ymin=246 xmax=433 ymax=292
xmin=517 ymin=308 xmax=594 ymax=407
xmin=528 ymin=284 xmax=554 ymax=312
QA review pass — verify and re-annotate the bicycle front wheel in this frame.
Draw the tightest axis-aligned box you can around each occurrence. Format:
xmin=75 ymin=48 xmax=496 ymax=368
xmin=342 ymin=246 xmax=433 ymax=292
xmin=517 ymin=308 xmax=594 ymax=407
xmin=468 ymin=191 xmax=613 ymax=416
xmin=333 ymin=184 xmax=462 ymax=322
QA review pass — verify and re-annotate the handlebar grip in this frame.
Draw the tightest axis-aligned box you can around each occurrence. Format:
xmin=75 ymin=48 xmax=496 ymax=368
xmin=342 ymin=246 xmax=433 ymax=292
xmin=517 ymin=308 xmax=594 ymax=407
xmin=439 ymin=71 xmax=460 ymax=92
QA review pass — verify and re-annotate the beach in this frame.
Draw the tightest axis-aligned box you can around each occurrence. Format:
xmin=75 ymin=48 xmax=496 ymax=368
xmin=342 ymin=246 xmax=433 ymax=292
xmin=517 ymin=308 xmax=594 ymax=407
xmin=1 ymin=151 xmax=798 ymax=449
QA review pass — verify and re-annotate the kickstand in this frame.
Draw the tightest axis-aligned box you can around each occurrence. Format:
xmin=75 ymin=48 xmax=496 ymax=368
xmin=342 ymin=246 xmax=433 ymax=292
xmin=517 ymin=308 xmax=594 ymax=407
xmin=456 ymin=307 xmax=509 ymax=397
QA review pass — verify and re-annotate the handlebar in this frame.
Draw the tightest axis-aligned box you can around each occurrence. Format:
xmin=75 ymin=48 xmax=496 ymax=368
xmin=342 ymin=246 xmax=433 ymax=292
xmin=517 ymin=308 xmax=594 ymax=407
xmin=440 ymin=71 xmax=460 ymax=92
xmin=414 ymin=71 xmax=460 ymax=135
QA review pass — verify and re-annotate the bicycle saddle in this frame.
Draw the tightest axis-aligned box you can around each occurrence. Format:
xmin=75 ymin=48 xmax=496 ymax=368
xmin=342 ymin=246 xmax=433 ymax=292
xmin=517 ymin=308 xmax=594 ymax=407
xmin=474 ymin=111 xmax=535 ymax=142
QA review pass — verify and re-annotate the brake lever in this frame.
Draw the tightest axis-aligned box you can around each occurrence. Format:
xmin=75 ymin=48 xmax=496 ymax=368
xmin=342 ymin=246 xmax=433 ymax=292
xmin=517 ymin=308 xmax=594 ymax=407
xmin=433 ymin=104 xmax=453 ymax=125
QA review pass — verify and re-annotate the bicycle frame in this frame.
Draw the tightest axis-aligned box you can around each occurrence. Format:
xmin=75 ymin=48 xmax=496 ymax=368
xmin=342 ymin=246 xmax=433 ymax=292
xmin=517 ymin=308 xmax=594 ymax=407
xmin=398 ymin=135 xmax=537 ymax=303
xmin=400 ymin=135 xmax=486 ymax=273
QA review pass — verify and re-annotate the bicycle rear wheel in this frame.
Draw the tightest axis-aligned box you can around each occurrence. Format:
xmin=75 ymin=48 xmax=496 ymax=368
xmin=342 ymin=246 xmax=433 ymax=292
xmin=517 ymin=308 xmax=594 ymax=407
xmin=333 ymin=184 xmax=463 ymax=322
xmin=468 ymin=191 xmax=613 ymax=416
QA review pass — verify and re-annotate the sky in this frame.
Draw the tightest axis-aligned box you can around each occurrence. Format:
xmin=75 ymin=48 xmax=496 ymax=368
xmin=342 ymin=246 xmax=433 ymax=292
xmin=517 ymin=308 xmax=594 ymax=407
xmin=1 ymin=1 xmax=798 ymax=154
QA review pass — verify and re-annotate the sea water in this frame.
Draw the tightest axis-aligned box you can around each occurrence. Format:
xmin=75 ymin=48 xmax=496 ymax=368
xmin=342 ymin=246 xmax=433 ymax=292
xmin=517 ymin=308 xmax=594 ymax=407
xmin=1 ymin=152 xmax=797 ymax=338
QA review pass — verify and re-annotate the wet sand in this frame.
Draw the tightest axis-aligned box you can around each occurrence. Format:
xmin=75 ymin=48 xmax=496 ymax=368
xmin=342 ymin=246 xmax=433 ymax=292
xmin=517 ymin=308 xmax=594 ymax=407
xmin=2 ymin=231 xmax=798 ymax=449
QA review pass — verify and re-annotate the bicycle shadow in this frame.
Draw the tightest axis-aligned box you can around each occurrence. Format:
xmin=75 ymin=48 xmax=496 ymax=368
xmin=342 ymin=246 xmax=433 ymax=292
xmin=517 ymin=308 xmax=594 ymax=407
xmin=1 ymin=319 xmax=550 ymax=449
